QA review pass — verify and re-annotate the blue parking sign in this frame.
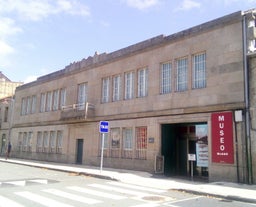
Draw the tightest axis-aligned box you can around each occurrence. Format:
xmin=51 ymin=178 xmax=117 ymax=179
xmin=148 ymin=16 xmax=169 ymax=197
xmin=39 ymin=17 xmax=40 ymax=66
xmin=99 ymin=121 xmax=109 ymax=133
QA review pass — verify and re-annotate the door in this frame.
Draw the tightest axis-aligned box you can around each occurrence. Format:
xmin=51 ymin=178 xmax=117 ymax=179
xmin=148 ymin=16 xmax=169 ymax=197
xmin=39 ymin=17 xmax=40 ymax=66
xmin=76 ymin=139 xmax=84 ymax=164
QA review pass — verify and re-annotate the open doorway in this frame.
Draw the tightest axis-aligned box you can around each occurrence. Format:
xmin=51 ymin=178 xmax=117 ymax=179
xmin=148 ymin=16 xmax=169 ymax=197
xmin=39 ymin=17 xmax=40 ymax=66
xmin=161 ymin=123 xmax=208 ymax=179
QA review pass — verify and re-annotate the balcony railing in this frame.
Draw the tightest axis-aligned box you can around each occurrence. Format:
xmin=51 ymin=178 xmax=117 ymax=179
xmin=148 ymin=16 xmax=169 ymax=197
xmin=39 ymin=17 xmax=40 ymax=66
xmin=60 ymin=102 xmax=95 ymax=120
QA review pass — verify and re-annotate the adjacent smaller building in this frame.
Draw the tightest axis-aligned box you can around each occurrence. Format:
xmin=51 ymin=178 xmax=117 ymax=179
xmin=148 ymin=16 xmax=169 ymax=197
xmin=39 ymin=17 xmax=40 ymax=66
xmin=0 ymin=72 xmax=23 ymax=156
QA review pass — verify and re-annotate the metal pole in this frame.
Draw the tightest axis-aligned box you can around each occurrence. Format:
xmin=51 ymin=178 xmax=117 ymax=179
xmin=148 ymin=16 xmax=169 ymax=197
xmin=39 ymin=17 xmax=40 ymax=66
xmin=191 ymin=161 xmax=194 ymax=181
xmin=100 ymin=133 xmax=105 ymax=173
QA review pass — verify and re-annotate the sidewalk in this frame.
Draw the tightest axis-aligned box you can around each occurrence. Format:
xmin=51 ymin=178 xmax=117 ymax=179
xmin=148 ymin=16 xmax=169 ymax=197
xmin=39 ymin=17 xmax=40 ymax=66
xmin=1 ymin=158 xmax=256 ymax=204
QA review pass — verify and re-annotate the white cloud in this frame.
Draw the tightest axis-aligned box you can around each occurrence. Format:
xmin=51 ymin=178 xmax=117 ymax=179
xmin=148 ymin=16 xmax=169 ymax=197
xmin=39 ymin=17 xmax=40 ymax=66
xmin=0 ymin=0 xmax=91 ymax=22
xmin=0 ymin=17 xmax=22 ymax=39
xmin=0 ymin=40 xmax=15 ymax=55
xmin=123 ymin=0 xmax=160 ymax=10
xmin=175 ymin=0 xmax=201 ymax=11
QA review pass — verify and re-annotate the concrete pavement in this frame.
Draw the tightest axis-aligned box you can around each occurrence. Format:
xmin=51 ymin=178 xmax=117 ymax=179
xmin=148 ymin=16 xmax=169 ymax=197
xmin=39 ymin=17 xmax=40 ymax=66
xmin=1 ymin=158 xmax=256 ymax=204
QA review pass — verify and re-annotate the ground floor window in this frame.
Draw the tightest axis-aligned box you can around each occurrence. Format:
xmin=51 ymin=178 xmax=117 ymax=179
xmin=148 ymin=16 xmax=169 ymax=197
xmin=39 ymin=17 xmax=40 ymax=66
xmin=99 ymin=126 xmax=148 ymax=160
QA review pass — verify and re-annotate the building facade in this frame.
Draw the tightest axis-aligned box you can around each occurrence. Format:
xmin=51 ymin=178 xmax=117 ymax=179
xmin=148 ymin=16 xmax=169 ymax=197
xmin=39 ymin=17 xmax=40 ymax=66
xmin=8 ymin=10 xmax=256 ymax=183
xmin=0 ymin=72 xmax=23 ymax=156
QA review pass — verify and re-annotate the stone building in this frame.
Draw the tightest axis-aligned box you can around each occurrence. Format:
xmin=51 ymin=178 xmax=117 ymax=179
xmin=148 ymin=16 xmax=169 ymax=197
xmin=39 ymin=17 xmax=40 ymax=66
xmin=9 ymin=9 xmax=256 ymax=183
xmin=0 ymin=72 xmax=23 ymax=155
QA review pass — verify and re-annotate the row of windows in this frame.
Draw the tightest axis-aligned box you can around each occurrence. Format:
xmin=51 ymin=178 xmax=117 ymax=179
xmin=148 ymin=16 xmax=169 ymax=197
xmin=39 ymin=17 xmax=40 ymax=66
xmin=18 ymin=130 xmax=63 ymax=154
xmin=101 ymin=52 xmax=206 ymax=103
xmin=100 ymin=127 xmax=147 ymax=160
xmin=21 ymin=88 xmax=66 ymax=116
xmin=20 ymin=52 xmax=206 ymax=115
xmin=40 ymin=88 xmax=66 ymax=113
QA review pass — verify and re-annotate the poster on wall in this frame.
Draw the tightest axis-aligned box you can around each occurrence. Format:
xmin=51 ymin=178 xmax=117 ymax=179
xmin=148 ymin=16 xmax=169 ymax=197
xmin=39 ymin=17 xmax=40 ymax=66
xmin=211 ymin=111 xmax=234 ymax=164
xmin=196 ymin=125 xmax=208 ymax=167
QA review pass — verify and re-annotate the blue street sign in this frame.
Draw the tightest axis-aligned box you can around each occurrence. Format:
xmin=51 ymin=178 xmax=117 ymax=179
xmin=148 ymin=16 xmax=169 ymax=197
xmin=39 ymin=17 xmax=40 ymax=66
xmin=99 ymin=121 xmax=109 ymax=133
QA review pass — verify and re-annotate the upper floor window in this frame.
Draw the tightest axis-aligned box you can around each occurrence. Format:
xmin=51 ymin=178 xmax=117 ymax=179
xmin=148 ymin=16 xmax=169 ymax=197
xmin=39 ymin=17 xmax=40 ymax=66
xmin=21 ymin=98 xmax=26 ymax=115
xmin=138 ymin=68 xmax=148 ymax=97
xmin=26 ymin=96 xmax=31 ymax=114
xmin=31 ymin=95 xmax=37 ymax=114
xmin=4 ymin=107 xmax=8 ymax=122
xmin=46 ymin=91 xmax=52 ymax=112
xmin=102 ymin=77 xmax=110 ymax=103
xmin=113 ymin=75 xmax=121 ymax=102
xmin=40 ymin=93 xmax=46 ymax=113
xmin=176 ymin=58 xmax=188 ymax=92
xmin=161 ymin=62 xmax=172 ymax=94
xmin=125 ymin=71 xmax=134 ymax=100
xmin=77 ymin=83 xmax=88 ymax=109
xmin=193 ymin=53 xmax=206 ymax=89
xmin=60 ymin=88 xmax=66 ymax=109
xmin=53 ymin=90 xmax=59 ymax=111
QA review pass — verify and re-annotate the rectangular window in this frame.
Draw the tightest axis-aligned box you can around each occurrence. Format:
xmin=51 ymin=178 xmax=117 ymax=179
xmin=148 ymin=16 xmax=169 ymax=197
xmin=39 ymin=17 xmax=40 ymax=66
xmin=122 ymin=128 xmax=133 ymax=159
xmin=77 ymin=83 xmax=88 ymax=110
xmin=161 ymin=62 xmax=172 ymax=94
xmin=102 ymin=77 xmax=110 ymax=103
xmin=36 ymin=132 xmax=43 ymax=152
xmin=31 ymin=95 xmax=37 ymax=114
xmin=110 ymin=128 xmax=120 ymax=158
xmin=22 ymin=132 xmax=27 ymax=151
xmin=176 ymin=58 xmax=188 ymax=91
xmin=46 ymin=91 xmax=52 ymax=112
xmin=57 ymin=130 xmax=63 ymax=153
xmin=4 ymin=107 xmax=8 ymax=122
xmin=50 ymin=131 xmax=56 ymax=153
xmin=60 ymin=88 xmax=66 ymax=109
xmin=138 ymin=68 xmax=148 ymax=97
xmin=135 ymin=127 xmax=147 ymax=159
xmin=53 ymin=90 xmax=59 ymax=111
xmin=125 ymin=71 xmax=134 ymax=100
xmin=21 ymin=98 xmax=26 ymax=116
xmin=43 ymin=131 xmax=49 ymax=152
xmin=193 ymin=53 xmax=206 ymax=89
xmin=18 ymin=132 xmax=22 ymax=151
xmin=113 ymin=75 xmax=121 ymax=102
xmin=40 ymin=93 xmax=46 ymax=112
xmin=26 ymin=96 xmax=31 ymax=114
xmin=28 ymin=132 xmax=33 ymax=152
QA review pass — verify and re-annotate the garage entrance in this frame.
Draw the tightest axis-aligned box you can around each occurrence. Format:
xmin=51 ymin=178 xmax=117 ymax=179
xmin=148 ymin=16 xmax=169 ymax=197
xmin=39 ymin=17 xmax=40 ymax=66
xmin=161 ymin=123 xmax=208 ymax=179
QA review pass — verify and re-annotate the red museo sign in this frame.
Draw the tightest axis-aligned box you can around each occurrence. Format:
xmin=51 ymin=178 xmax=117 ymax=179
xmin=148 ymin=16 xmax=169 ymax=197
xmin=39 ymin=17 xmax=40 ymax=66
xmin=211 ymin=112 xmax=234 ymax=164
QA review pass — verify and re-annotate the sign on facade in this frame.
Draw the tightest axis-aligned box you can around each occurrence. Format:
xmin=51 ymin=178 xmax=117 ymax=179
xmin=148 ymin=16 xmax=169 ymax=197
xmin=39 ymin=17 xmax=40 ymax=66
xmin=211 ymin=112 xmax=234 ymax=164
xmin=99 ymin=121 xmax=109 ymax=133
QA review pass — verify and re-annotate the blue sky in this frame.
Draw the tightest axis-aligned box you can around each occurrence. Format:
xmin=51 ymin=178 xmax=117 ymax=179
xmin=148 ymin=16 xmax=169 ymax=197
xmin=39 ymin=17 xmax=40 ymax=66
xmin=0 ymin=0 xmax=255 ymax=83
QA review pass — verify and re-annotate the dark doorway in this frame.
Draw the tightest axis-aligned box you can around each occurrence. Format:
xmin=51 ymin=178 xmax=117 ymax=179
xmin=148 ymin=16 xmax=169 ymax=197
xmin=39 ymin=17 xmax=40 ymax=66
xmin=76 ymin=139 xmax=84 ymax=164
xmin=161 ymin=123 xmax=208 ymax=179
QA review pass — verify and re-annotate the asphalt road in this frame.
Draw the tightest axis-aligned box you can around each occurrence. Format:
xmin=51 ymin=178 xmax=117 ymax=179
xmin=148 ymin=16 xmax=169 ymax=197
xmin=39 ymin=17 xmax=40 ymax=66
xmin=0 ymin=162 xmax=255 ymax=207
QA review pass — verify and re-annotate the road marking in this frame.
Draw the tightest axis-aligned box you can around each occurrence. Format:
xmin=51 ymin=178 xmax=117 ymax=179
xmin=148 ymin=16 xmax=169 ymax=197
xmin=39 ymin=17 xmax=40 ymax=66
xmin=130 ymin=203 xmax=160 ymax=207
xmin=166 ymin=196 xmax=203 ymax=204
xmin=5 ymin=181 xmax=26 ymax=186
xmin=43 ymin=188 xmax=101 ymax=204
xmin=108 ymin=181 xmax=166 ymax=193
xmin=67 ymin=186 xmax=126 ymax=200
xmin=0 ymin=195 xmax=24 ymax=207
xmin=89 ymin=183 xmax=150 ymax=197
xmin=15 ymin=191 xmax=74 ymax=207
xmin=29 ymin=179 xmax=48 ymax=184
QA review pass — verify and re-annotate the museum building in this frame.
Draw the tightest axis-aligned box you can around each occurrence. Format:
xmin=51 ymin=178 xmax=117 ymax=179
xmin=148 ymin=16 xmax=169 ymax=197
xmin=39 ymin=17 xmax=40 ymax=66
xmin=7 ymin=10 xmax=256 ymax=183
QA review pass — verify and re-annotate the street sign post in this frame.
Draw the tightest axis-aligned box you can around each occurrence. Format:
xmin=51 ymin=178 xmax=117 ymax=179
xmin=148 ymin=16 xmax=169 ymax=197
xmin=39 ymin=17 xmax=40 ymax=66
xmin=99 ymin=121 xmax=109 ymax=173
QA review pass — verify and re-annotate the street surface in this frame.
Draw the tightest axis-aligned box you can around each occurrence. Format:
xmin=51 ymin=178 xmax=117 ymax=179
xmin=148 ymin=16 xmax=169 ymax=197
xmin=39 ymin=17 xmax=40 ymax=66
xmin=0 ymin=162 xmax=255 ymax=207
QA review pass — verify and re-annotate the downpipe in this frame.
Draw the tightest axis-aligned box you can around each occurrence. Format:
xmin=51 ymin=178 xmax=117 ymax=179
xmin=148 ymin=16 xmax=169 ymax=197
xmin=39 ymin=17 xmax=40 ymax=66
xmin=242 ymin=13 xmax=253 ymax=184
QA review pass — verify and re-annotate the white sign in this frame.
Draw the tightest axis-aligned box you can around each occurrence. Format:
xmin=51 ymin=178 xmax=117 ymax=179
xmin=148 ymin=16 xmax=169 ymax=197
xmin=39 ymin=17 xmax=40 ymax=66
xmin=188 ymin=154 xmax=196 ymax=161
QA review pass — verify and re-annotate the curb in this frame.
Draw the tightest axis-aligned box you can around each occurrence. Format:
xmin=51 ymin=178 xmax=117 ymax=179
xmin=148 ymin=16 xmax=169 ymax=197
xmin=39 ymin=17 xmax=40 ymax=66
xmin=175 ymin=189 xmax=256 ymax=204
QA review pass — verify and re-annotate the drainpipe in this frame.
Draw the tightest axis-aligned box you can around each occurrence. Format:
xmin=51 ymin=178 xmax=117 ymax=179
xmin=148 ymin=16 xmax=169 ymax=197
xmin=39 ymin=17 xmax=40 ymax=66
xmin=242 ymin=12 xmax=253 ymax=184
